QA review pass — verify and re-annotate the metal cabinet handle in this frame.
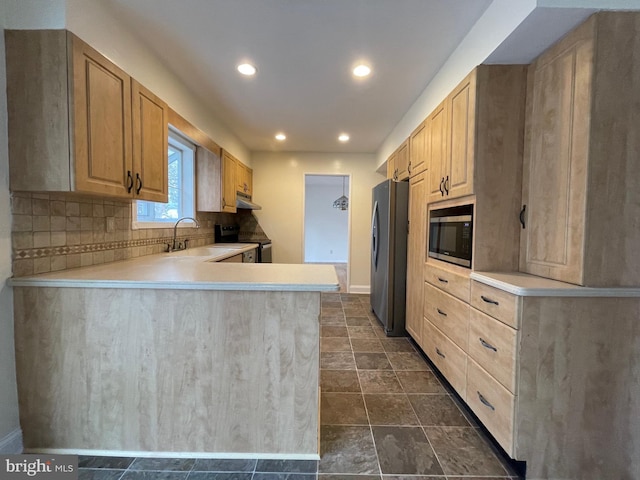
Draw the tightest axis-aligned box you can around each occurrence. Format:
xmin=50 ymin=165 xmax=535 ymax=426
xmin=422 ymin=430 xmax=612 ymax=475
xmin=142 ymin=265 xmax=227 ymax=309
xmin=444 ymin=175 xmax=449 ymax=194
xmin=520 ymin=204 xmax=527 ymax=229
xmin=481 ymin=295 xmax=499 ymax=306
xmin=135 ymin=173 xmax=143 ymax=195
xmin=437 ymin=277 xmax=449 ymax=284
xmin=439 ymin=177 xmax=445 ymax=196
xmin=477 ymin=391 xmax=495 ymax=411
xmin=436 ymin=347 xmax=446 ymax=358
xmin=408 ymin=160 xmax=412 ymax=174
xmin=479 ymin=338 xmax=497 ymax=352
xmin=126 ymin=170 xmax=134 ymax=193
xmin=436 ymin=308 xmax=447 ymax=317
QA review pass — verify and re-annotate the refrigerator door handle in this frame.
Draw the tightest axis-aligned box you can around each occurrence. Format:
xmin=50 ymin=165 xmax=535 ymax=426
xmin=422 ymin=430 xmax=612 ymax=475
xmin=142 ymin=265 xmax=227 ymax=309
xmin=371 ymin=200 xmax=380 ymax=270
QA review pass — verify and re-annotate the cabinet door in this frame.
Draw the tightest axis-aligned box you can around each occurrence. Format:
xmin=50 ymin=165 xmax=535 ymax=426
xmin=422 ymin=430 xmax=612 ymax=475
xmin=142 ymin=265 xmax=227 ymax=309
xmin=386 ymin=152 xmax=397 ymax=180
xmin=132 ymin=80 xmax=168 ymax=202
xmin=70 ymin=34 xmax=133 ymax=197
xmin=428 ymin=100 xmax=447 ymax=202
xmin=395 ymin=139 xmax=410 ymax=181
xmin=236 ymin=161 xmax=253 ymax=196
xmin=409 ymin=120 xmax=429 ymax=177
xmin=447 ymin=70 xmax=476 ymax=199
xmin=520 ymin=35 xmax=592 ymax=285
xmin=196 ymin=146 xmax=222 ymax=212
xmin=221 ymin=151 xmax=237 ymax=213
xmin=405 ymin=172 xmax=427 ymax=345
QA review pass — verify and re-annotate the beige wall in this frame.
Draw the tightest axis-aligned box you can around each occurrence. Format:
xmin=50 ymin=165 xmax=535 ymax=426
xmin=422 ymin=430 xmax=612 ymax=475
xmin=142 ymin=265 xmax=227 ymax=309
xmin=252 ymin=152 xmax=384 ymax=292
xmin=0 ymin=2 xmax=22 ymax=453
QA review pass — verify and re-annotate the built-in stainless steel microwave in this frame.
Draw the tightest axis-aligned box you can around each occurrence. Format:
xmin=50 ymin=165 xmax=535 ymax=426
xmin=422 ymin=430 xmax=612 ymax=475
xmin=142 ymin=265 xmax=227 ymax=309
xmin=428 ymin=204 xmax=473 ymax=268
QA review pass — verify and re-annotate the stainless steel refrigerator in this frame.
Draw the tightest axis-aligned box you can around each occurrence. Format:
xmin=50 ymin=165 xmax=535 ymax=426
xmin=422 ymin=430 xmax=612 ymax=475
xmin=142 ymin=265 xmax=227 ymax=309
xmin=370 ymin=179 xmax=409 ymax=336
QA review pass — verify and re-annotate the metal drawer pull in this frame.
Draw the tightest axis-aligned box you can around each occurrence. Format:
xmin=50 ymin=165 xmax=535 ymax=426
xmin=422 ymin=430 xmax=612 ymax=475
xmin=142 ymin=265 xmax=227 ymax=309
xmin=480 ymin=295 xmax=499 ymax=306
xmin=437 ymin=308 xmax=447 ymax=316
xmin=436 ymin=348 xmax=446 ymax=358
xmin=437 ymin=277 xmax=449 ymax=284
xmin=477 ymin=391 xmax=495 ymax=411
xmin=479 ymin=338 xmax=497 ymax=352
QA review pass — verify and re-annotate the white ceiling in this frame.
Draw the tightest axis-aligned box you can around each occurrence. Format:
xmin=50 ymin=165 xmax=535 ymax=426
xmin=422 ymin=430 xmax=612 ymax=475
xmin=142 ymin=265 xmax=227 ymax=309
xmin=101 ymin=0 xmax=604 ymax=154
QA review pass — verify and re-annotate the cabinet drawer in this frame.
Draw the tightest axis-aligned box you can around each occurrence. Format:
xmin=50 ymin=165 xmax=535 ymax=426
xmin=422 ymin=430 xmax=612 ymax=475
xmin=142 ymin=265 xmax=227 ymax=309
xmin=468 ymin=308 xmax=517 ymax=393
xmin=470 ymin=281 xmax=520 ymax=328
xmin=424 ymin=282 xmax=470 ymax=351
xmin=424 ymin=263 xmax=470 ymax=303
xmin=422 ymin=318 xmax=467 ymax=399
xmin=466 ymin=358 xmax=515 ymax=456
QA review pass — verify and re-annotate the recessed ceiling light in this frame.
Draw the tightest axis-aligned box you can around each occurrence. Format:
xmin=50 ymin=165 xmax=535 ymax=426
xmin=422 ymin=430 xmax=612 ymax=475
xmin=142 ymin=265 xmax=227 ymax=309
xmin=338 ymin=134 xmax=350 ymax=142
xmin=353 ymin=64 xmax=371 ymax=77
xmin=237 ymin=63 xmax=257 ymax=76
xmin=275 ymin=133 xmax=286 ymax=141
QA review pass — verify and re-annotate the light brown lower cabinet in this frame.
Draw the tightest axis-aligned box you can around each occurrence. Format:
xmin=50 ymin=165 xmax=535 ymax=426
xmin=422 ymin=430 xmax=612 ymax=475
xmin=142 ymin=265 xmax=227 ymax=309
xmin=418 ymin=266 xmax=640 ymax=479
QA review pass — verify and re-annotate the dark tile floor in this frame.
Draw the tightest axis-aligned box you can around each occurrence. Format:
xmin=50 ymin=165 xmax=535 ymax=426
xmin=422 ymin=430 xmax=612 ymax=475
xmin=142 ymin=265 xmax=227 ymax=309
xmin=78 ymin=293 xmax=521 ymax=480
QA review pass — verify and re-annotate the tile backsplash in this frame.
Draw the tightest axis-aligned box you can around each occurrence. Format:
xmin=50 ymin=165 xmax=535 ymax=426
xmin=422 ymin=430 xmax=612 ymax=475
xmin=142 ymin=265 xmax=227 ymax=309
xmin=10 ymin=192 xmax=239 ymax=277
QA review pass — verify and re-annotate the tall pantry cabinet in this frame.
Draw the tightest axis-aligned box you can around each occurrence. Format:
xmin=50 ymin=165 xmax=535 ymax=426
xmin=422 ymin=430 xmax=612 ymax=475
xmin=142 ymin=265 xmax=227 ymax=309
xmin=520 ymin=12 xmax=640 ymax=287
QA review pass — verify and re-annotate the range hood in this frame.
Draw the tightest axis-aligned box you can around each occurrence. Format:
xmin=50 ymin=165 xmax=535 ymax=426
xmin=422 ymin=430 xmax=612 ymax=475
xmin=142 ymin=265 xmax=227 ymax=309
xmin=236 ymin=192 xmax=262 ymax=210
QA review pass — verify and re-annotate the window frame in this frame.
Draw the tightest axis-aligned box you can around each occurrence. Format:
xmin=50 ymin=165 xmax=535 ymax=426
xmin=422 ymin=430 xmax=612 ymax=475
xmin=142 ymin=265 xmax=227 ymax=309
xmin=131 ymin=128 xmax=196 ymax=229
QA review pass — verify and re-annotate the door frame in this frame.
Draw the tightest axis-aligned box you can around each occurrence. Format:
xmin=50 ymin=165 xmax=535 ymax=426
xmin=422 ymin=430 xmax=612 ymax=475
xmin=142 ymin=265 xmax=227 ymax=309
xmin=302 ymin=173 xmax=352 ymax=292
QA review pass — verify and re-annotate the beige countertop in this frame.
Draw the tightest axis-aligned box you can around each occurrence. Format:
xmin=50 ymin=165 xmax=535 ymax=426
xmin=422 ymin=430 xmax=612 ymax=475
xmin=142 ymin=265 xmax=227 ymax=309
xmin=8 ymin=244 xmax=340 ymax=292
xmin=471 ymin=271 xmax=640 ymax=297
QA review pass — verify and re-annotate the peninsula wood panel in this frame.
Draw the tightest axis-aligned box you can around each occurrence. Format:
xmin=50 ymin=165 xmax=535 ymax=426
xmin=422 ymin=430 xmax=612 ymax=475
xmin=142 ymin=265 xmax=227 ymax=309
xmin=13 ymin=287 xmax=320 ymax=455
xmin=405 ymin=172 xmax=427 ymax=344
xmin=132 ymin=80 xmax=168 ymax=202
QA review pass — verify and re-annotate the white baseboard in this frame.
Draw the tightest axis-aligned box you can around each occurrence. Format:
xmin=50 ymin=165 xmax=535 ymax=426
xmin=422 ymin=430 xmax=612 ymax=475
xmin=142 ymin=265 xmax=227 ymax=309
xmin=348 ymin=285 xmax=370 ymax=294
xmin=0 ymin=428 xmax=23 ymax=454
xmin=24 ymin=448 xmax=319 ymax=460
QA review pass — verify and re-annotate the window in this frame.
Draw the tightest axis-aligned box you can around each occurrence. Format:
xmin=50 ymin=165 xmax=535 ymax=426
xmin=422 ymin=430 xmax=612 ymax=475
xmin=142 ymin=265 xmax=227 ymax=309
xmin=133 ymin=129 xmax=196 ymax=228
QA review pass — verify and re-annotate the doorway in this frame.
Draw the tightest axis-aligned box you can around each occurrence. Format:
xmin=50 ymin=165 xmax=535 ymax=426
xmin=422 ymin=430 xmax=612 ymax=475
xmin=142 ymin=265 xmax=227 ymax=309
xmin=303 ymin=174 xmax=350 ymax=292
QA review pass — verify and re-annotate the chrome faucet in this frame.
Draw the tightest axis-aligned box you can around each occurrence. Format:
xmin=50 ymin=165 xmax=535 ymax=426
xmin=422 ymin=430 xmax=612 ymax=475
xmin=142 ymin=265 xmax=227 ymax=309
xmin=168 ymin=217 xmax=201 ymax=252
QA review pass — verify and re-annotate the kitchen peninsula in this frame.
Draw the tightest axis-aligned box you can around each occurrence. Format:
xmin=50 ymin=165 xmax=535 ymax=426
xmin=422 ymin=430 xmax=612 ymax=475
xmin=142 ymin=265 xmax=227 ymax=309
xmin=9 ymin=251 xmax=339 ymax=458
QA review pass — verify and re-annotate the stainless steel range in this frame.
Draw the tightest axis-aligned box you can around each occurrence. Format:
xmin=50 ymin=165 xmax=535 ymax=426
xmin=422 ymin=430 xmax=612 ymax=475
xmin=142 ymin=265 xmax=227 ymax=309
xmin=214 ymin=224 xmax=272 ymax=263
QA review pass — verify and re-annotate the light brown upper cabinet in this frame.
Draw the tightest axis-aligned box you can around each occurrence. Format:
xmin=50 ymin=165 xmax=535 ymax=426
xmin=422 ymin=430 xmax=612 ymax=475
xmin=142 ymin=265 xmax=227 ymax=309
xmin=5 ymin=30 xmax=168 ymax=201
xmin=429 ymin=71 xmax=475 ymax=202
xmin=386 ymin=139 xmax=409 ymax=181
xmin=221 ymin=151 xmax=238 ymax=213
xmin=428 ymin=100 xmax=448 ymax=200
xmin=131 ymin=81 xmax=169 ymax=203
xmin=236 ymin=161 xmax=253 ymax=196
xmin=520 ymin=12 xmax=640 ymax=287
xmin=386 ymin=151 xmax=397 ymax=180
xmin=395 ymin=139 xmax=410 ymax=181
xmin=408 ymin=119 xmax=429 ymax=177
